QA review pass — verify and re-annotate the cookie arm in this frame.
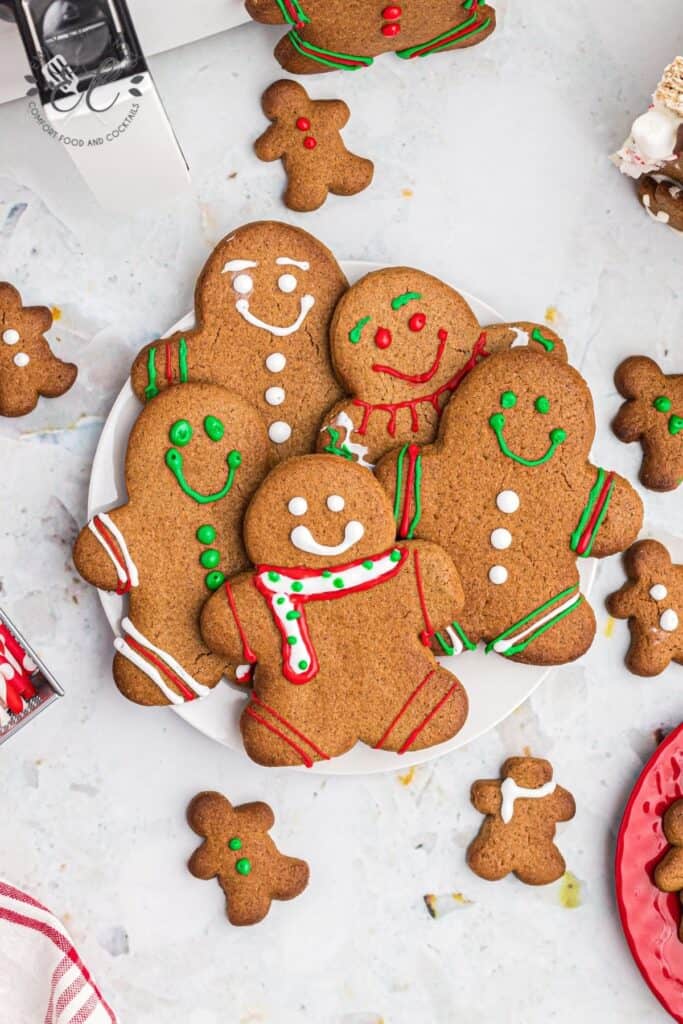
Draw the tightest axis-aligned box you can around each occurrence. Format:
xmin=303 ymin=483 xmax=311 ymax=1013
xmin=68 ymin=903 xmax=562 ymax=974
xmin=654 ymin=848 xmax=683 ymax=893
xmin=471 ymin=780 xmax=502 ymax=816
xmin=254 ymin=124 xmax=287 ymax=163
xmin=410 ymin=542 xmax=464 ymax=641
xmin=317 ymin=99 xmax=350 ymax=130
xmin=317 ymin=400 xmax=375 ymax=468
xmin=73 ymin=507 xmax=138 ymax=594
xmin=570 ymin=467 xmax=643 ymax=560
xmin=130 ymin=330 xmax=191 ymax=403
xmin=546 ymin=785 xmax=576 ymax=824
xmin=201 ymin=573 xmax=268 ymax=667
xmin=245 ymin=0 xmax=285 ymax=24
xmin=483 ymin=322 xmax=567 ymax=361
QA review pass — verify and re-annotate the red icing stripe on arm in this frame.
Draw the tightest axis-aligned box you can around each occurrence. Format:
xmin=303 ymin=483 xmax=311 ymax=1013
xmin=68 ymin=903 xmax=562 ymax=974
xmin=224 ymin=582 xmax=258 ymax=665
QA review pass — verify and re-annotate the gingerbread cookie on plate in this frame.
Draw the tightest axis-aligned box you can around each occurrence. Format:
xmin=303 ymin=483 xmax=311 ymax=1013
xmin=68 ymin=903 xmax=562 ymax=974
xmin=246 ymin=0 xmax=496 ymax=74
xmin=607 ymin=539 xmax=682 ymax=677
xmin=318 ymin=267 xmax=564 ymax=467
xmin=255 ymin=80 xmax=374 ymax=212
xmin=130 ymin=222 xmax=346 ymax=459
xmin=377 ymin=346 xmax=643 ymax=664
xmin=614 ymin=356 xmax=682 ymax=492
xmin=0 ymin=282 xmax=77 ymax=417
xmin=201 ymin=454 xmax=468 ymax=767
xmin=73 ymin=384 xmax=271 ymax=706
xmin=654 ymin=799 xmax=683 ymax=941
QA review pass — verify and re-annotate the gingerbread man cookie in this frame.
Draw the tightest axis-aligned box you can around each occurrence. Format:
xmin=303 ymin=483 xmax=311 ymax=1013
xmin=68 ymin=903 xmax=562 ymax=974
xmin=246 ymin=0 xmax=496 ymax=75
xmin=654 ymin=799 xmax=683 ymax=941
xmin=188 ymin=791 xmax=309 ymax=926
xmin=377 ymin=347 xmax=643 ymax=665
xmin=614 ymin=356 xmax=683 ymax=492
xmin=201 ymin=454 xmax=468 ymax=767
xmin=0 ymin=282 xmax=77 ymax=418
xmin=318 ymin=267 xmax=565 ymax=467
xmin=130 ymin=222 xmax=346 ymax=459
xmin=468 ymin=757 xmax=576 ymax=885
xmin=73 ymin=384 xmax=271 ymax=706
xmin=607 ymin=540 xmax=682 ymax=677
xmin=255 ymin=80 xmax=374 ymax=212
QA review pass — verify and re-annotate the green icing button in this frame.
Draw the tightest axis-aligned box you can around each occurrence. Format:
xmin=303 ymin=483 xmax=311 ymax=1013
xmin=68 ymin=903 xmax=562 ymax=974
xmin=197 ymin=524 xmax=216 ymax=544
xmin=235 ymin=858 xmax=251 ymax=876
xmin=200 ymin=549 xmax=221 ymax=570
xmin=205 ymin=571 xmax=225 ymax=591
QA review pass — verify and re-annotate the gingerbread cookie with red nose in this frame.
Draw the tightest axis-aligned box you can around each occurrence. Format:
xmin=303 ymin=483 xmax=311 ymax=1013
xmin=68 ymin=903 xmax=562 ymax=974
xmin=73 ymin=384 xmax=271 ymax=706
xmin=201 ymin=454 xmax=468 ymax=767
xmin=130 ymin=222 xmax=346 ymax=459
xmin=376 ymin=347 xmax=643 ymax=665
xmin=246 ymin=0 xmax=496 ymax=75
xmin=0 ymin=282 xmax=77 ymax=418
xmin=613 ymin=356 xmax=683 ymax=492
xmin=318 ymin=268 xmax=565 ymax=467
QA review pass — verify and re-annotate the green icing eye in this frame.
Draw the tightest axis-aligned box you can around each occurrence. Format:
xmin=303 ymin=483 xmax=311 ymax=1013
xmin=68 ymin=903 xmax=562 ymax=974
xmin=228 ymin=837 xmax=242 ymax=851
xmin=169 ymin=419 xmax=192 ymax=447
xmin=391 ymin=291 xmax=422 ymax=311
xmin=535 ymin=396 xmax=551 ymax=414
xmin=204 ymin=416 xmax=225 ymax=442
xmin=501 ymin=391 xmax=517 ymax=409
xmin=654 ymin=395 xmax=673 ymax=413
xmin=349 ymin=316 xmax=370 ymax=344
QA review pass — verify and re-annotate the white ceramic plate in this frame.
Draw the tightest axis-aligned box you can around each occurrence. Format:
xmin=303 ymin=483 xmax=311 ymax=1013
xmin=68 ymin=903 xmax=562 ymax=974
xmin=88 ymin=261 xmax=595 ymax=775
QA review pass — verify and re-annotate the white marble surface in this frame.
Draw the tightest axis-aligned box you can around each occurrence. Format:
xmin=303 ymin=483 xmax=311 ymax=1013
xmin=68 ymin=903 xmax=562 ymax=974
xmin=0 ymin=3 xmax=682 ymax=1022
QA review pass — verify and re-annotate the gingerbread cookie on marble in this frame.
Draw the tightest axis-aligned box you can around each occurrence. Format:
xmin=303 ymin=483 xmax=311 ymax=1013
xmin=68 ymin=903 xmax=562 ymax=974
xmin=246 ymin=0 xmax=496 ymax=75
xmin=614 ymin=356 xmax=683 ymax=492
xmin=468 ymin=757 xmax=576 ymax=885
xmin=187 ymin=791 xmax=309 ymax=926
xmin=201 ymin=454 xmax=468 ymax=767
xmin=255 ymin=80 xmax=374 ymax=212
xmin=0 ymin=282 xmax=77 ymax=417
xmin=377 ymin=346 xmax=643 ymax=664
xmin=607 ymin=539 xmax=682 ymax=677
xmin=318 ymin=266 xmax=565 ymax=467
xmin=654 ymin=799 xmax=683 ymax=940
xmin=73 ymin=384 xmax=271 ymax=706
xmin=130 ymin=222 xmax=346 ymax=459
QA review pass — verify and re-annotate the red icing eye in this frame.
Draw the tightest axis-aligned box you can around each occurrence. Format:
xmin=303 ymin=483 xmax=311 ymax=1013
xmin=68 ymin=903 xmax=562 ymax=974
xmin=296 ymin=117 xmax=311 ymax=131
xmin=375 ymin=327 xmax=392 ymax=349
xmin=409 ymin=312 xmax=427 ymax=332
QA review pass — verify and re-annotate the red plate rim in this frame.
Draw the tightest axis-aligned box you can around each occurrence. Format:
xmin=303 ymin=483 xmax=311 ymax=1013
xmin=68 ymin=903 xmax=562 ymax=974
xmin=616 ymin=721 xmax=683 ymax=1022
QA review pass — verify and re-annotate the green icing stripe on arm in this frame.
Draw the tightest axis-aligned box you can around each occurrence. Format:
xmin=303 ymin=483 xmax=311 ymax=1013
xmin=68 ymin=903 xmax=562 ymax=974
xmin=407 ymin=454 xmax=423 ymax=539
xmin=393 ymin=445 xmax=408 ymax=524
xmin=581 ymin=478 xmax=616 ymax=558
xmin=570 ymin=468 xmax=605 ymax=553
xmin=145 ymin=347 xmax=159 ymax=400
xmin=274 ymin=0 xmax=310 ymax=25
xmin=178 ymin=337 xmax=189 ymax=383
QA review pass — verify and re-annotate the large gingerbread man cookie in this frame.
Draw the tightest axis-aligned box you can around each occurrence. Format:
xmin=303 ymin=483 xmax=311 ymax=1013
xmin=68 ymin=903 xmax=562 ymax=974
xmin=377 ymin=347 xmax=643 ymax=665
xmin=201 ymin=454 xmax=468 ymax=767
xmin=614 ymin=356 xmax=683 ymax=492
xmin=318 ymin=267 xmax=565 ymax=467
xmin=607 ymin=539 xmax=682 ymax=677
xmin=246 ymin=0 xmax=496 ymax=74
xmin=73 ymin=384 xmax=271 ymax=706
xmin=130 ymin=222 xmax=346 ymax=459
xmin=0 ymin=282 xmax=77 ymax=417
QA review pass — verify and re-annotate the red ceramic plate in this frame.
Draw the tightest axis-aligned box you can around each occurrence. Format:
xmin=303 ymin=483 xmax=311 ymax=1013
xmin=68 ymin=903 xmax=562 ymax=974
xmin=616 ymin=722 xmax=683 ymax=1022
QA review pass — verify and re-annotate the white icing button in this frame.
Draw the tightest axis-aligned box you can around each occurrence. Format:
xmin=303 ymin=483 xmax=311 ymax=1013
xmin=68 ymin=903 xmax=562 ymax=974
xmin=489 ymin=565 xmax=509 ymax=585
xmin=650 ymin=584 xmax=668 ymax=601
xmin=660 ymin=609 xmax=679 ymax=632
xmin=266 ymin=352 xmax=286 ymax=373
xmin=2 ymin=329 xmax=20 ymax=345
xmin=288 ymin=496 xmax=308 ymax=516
xmin=496 ymin=490 xmax=520 ymax=514
xmin=491 ymin=528 xmax=512 ymax=550
xmin=265 ymin=386 xmax=285 ymax=407
xmin=269 ymin=421 xmax=292 ymax=444
xmin=232 ymin=273 xmax=253 ymax=295
xmin=278 ymin=273 xmax=297 ymax=294
xmin=13 ymin=353 xmax=29 ymax=368
xmin=327 ymin=494 xmax=345 ymax=513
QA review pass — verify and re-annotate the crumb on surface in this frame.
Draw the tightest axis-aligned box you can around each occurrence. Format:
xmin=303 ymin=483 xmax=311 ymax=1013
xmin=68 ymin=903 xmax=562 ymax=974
xmin=558 ymin=871 xmax=581 ymax=909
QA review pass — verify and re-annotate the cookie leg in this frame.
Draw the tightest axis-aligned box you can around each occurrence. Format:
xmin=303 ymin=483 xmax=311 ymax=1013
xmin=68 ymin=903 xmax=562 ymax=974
xmin=500 ymin=596 xmax=596 ymax=666
xmin=625 ymin=631 xmax=675 ymax=677
xmin=329 ymin=156 xmax=374 ymax=198
xmin=373 ymin=666 xmax=468 ymax=754
xmin=467 ymin=829 xmax=514 ymax=882
xmin=283 ymin=175 xmax=330 ymax=213
xmin=274 ymin=34 xmax=336 ymax=75
xmin=240 ymin=693 xmax=347 ymax=767
xmin=514 ymin=844 xmax=566 ymax=886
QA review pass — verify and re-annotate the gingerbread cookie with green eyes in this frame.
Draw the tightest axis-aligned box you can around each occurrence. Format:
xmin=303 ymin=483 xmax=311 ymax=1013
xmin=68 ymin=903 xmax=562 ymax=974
xmin=73 ymin=384 xmax=271 ymax=706
xmin=317 ymin=267 xmax=565 ymax=467
xmin=246 ymin=0 xmax=496 ymax=75
xmin=376 ymin=347 xmax=643 ymax=665
xmin=200 ymin=454 xmax=468 ymax=767
xmin=130 ymin=221 xmax=346 ymax=460
xmin=613 ymin=356 xmax=683 ymax=492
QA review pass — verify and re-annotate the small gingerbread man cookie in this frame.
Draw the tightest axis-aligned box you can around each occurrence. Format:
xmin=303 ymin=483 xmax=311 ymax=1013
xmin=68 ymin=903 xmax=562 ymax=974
xmin=654 ymin=799 xmax=683 ymax=941
xmin=614 ymin=356 xmax=683 ymax=492
xmin=607 ymin=539 xmax=682 ymax=677
xmin=0 ymin=282 xmax=77 ymax=417
xmin=468 ymin=757 xmax=576 ymax=885
xmin=188 ymin=792 xmax=309 ymax=926
xmin=255 ymin=80 xmax=374 ymax=212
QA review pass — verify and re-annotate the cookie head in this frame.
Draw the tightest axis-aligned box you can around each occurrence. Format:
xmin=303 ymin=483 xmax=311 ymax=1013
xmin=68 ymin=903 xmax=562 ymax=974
xmin=244 ymin=454 xmax=396 ymax=568
xmin=502 ymin=756 xmax=553 ymax=789
xmin=330 ymin=268 xmax=481 ymax=404
xmin=197 ymin=221 xmax=346 ymax=341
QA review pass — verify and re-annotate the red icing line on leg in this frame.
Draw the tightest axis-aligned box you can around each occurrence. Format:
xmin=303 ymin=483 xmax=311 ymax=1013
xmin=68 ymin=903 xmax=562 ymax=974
xmin=399 ymin=444 xmax=420 ymax=539
xmin=244 ymin=706 xmax=313 ymax=768
xmin=124 ymin=635 xmax=196 ymax=702
xmin=224 ymin=582 xmax=258 ymax=665
xmin=576 ymin=472 xmax=615 ymax=555
xmin=251 ymin=693 xmax=330 ymax=761
xmin=374 ymin=670 xmax=435 ymax=750
xmin=413 ymin=548 xmax=435 ymax=646
xmin=398 ymin=682 xmax=459 ymax=754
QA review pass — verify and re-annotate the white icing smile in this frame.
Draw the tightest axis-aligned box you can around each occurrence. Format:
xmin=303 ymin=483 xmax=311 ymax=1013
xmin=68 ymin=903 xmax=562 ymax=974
xmin=290 ymin=520 xmax=365 ymax=557
xmin=236 ymin=294 xmax=315 ymax=337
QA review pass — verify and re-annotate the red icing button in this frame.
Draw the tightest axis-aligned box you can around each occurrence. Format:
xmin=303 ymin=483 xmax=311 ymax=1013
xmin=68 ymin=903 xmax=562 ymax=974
xmin=409 ymin=312 xmax=427 ymax=332
xmin=381 ymin=22 xmax=401 ymax=36
xmin=374 ymin=327 xmax=392 ymax=349
xmin=382 ymin=5 xmax=402 ymax=17
xmin=296 ymin=117 xmax=311 ymax=131
xmin=303 ymin=137 xmax=317 ymax=150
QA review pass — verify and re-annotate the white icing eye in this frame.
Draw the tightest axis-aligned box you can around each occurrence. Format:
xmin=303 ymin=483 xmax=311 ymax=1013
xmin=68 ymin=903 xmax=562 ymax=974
xmin=266 ymin=352 xmax=286 ymax=373
xmin=288 ymin=496 xmax=308 ymax=516
xmin=233 ymin=274 xmax=253 ymax=295
xmin=2 ymin=329 xmax=20 ymax=345
xmin=13 ymin=353 xmax=29 ymax=368
xmin=278 ymin=273 xmax=298 ymax=294
xmin=327 ymin=495 xmax=345 ymax=513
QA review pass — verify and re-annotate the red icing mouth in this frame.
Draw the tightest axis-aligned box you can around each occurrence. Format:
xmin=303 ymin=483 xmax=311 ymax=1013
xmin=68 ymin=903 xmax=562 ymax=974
xmin=372 ymin=328 xmax=448 ymax=384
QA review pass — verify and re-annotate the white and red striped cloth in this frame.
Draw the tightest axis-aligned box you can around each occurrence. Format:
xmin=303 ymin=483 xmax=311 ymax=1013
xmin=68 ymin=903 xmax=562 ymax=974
xmin=0 ymin=881 xmax=119 ymax=1023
